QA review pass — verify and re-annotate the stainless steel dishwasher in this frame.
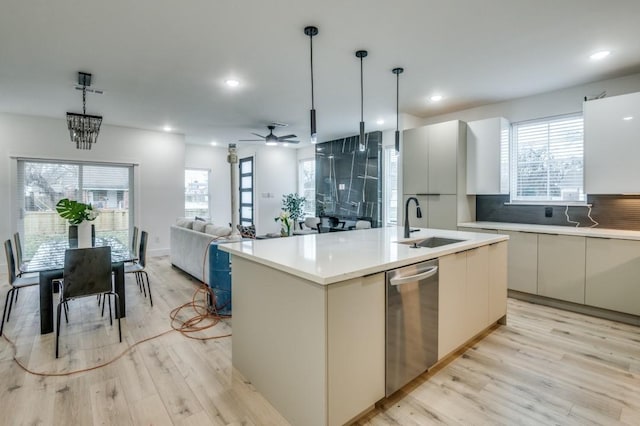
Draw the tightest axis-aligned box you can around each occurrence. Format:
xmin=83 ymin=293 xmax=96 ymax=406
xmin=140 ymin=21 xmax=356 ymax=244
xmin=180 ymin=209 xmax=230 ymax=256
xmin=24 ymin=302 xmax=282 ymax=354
xmin=385 ymin=259 xmax=439 ymax=396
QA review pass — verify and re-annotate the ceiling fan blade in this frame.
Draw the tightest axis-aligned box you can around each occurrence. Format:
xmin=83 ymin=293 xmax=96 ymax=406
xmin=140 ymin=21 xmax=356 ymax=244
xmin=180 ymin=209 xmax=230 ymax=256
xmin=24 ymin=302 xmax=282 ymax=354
xmin=276 ymin=134 xmax=296 ymax=140
xmin=283 ymin=140 xmax=300 ymax=144
xmin=251 ymin=133 xmax=267 ymax=138
xmin=238 ymin=139 xmax=264 ymax=142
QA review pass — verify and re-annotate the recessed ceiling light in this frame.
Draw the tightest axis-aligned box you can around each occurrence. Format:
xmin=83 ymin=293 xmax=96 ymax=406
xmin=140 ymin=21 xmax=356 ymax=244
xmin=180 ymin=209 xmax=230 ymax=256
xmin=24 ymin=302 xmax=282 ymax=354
xmin=376 ymin=119 xmax=384 ymax=125
xmin=210 ymin=141 xmax=217 ymax=146
xmin=225 ymin=79 xmax=240 ymax=87
xmin=590 ymin=50 xmax=611 ymax=60
xmin=163 ymin=126 xmax=172 ymax=132
xmin=430 ymin=95 xmax=443 ymax=102
xmin=623 ymin=116 xmax=634 ymax=121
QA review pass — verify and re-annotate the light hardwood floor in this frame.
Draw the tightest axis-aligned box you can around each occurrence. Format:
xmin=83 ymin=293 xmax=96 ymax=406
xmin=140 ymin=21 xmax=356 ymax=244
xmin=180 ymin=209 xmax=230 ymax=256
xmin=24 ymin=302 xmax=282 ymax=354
xmin=1 ymin=256 xmax=639 ymax=425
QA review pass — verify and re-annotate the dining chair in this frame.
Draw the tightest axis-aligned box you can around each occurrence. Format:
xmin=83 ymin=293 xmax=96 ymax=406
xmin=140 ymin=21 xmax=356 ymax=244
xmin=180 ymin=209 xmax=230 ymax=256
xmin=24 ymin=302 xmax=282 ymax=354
xmin=1 ymin=240 xmax=39 ymax=336
xmin=130 ymin=226 xmax=139 ymax=259
xmin=13 ymin=232 xmax=30 ymax=276
xmin=125 ymin=231 xmax=152 ymax=306
xmin=56 ymin=246 xmax=121 ymax=358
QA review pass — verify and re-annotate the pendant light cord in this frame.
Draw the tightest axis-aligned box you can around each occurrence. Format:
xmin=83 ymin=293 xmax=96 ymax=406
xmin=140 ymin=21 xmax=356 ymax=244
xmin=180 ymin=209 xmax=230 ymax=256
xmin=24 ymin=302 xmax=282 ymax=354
xmin=396 ymin=72 xmax=399 ymax=131
xmin=360 ymin=57 xmax=364 ymax=122
xmin=310 ymin=34 xmax=315 ymax=110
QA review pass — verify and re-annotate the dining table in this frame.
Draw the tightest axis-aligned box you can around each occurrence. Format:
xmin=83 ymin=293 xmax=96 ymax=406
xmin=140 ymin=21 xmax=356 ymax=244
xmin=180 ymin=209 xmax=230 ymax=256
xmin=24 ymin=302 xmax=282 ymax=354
xmin=22 ymin=237 xmax=136 ymax=334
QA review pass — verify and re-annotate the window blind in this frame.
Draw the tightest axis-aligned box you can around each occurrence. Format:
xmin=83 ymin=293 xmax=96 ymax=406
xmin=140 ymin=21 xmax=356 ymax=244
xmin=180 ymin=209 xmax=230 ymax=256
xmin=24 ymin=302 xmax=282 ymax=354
xmin=185 ymin=169 xmax=210 ymax=218
xmin=298 ymin=158 xmax=316 ymax=217
xmin=511 ymin=114 xmax=584 ymax=202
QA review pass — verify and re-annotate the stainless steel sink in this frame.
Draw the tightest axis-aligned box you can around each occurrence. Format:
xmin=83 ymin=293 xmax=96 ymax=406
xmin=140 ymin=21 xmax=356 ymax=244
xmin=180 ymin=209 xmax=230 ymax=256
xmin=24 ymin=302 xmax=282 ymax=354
xmin=397 ymin=237 xmax=466 ymax=248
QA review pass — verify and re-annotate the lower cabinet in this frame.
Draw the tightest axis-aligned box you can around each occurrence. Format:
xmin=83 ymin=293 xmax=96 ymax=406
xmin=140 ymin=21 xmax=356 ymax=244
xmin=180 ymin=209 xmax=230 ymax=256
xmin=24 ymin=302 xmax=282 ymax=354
xmin=488 ymin=241 xmax=508 ymax=323
xmin=537 ymin=234 xmax=586 ymax=304
xmin=504 ymin=231 xmax=538 ymax=293
xmin=585 ymin=238 xmax=640 ymax=316
xmin=438 ymin=243 xmax=507 ymax=360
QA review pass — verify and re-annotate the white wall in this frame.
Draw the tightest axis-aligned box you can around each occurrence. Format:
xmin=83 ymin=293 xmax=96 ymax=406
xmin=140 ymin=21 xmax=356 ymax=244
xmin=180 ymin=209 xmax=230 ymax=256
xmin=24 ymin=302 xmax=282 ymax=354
xmin=420 ymin=73 xmax=640 ymax=126
xmin=238 ymin=145 xmax=297 ymax=235
xmin=0 ymin=112 xmax=185 ymax=260
xmin=184 ymin=144 xmax=231 ymax=226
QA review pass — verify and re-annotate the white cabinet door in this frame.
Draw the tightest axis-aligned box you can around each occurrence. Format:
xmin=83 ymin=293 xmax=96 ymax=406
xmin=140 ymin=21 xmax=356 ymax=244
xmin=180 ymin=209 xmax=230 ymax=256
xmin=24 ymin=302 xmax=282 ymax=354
xmin=428 ymin=121 xmax=458 ymax=195
xmin=537 ymin=234 xmax=586 ymax=304
xmin=488 ymin=241 xmax=508 ymax=323
xmin=428 ymin=195 xmax=457 ymax=230
xmin=466 ymin=245 xmax=490 ymax=337
xmin=438 ymin=251 xmax=468 ymax=359
xmin=328 ymin=273 xmax=385 ymax=426
xmin=466 ymin=117 xmax=509 ymax=195
xmin=585 ymin=238 xmax=640 ymax=316
xmin=504 ymin=231 xmax=538 ymax=294
xmin=402 ymin=126 xmax=430 ymax=195
xmin=584 ymin=92 xmax=640 ymax=194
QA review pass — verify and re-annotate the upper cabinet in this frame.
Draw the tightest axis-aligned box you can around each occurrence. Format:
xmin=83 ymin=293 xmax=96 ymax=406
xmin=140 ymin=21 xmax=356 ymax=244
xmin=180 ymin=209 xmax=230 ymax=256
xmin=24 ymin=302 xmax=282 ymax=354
xmin=584 ymin=92 xmax=640 ymax=194
xmin=403 ymin=121 xmax=463 ymax=195
xmin=466 ymin=117 xmax=509 ymax=195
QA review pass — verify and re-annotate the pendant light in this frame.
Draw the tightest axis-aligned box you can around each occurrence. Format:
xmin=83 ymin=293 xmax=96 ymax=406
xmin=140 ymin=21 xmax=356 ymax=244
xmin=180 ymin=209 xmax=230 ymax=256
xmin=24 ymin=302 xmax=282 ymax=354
xmin=392 ymin=67 xmax=404 ymax=152
xmin=355 ymin=50 xmax=368 ymax=152
xmin=304 ymin=26 xmax=319 ymax=144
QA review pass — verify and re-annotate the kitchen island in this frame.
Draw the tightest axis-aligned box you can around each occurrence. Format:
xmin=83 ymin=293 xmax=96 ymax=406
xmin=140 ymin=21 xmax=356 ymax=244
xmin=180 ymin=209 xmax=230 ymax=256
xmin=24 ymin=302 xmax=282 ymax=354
xmin=219 ymin=227 xmax=508 ymax=426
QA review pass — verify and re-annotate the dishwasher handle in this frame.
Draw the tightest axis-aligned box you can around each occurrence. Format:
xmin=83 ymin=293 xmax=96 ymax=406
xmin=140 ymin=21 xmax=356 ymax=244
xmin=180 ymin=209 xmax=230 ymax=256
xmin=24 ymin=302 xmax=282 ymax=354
xmin=389 ymin=266 xmax=438 ymax=286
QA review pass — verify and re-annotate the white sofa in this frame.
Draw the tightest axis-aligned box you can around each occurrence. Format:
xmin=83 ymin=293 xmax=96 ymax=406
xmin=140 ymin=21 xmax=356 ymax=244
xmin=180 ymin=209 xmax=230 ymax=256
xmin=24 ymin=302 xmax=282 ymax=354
xmin=170 ymin=219 xmax=232 ymax=284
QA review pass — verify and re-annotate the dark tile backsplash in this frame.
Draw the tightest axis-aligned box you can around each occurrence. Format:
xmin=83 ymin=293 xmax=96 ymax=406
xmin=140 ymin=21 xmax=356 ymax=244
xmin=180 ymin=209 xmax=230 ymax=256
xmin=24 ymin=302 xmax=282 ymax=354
xmin=476 ymin=194 xmax=640 ymax=231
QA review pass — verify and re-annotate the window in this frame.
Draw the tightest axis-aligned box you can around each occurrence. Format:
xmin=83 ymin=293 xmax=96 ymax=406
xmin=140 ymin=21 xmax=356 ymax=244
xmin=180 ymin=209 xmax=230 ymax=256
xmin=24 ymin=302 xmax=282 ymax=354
xmin=185 ymin=169 xmax=210 ymax=218
xmin=384 ymin=147 xmax=399 ymax=226
xmin=510 ymin=114 xmax=584 ymax=203
xmin=239 ymin=156 xmax=254 ymax=226
xmin=17 ymin=159 xmax=133 ymax=258
xmin=298 ymin=158 xmax=316 ymax=217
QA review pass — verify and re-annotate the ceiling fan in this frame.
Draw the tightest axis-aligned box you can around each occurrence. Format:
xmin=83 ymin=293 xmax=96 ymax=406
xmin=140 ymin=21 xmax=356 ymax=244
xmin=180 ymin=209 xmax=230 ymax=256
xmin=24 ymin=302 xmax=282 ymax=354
xmin=239 ymin=124 xmax=299 ymax=145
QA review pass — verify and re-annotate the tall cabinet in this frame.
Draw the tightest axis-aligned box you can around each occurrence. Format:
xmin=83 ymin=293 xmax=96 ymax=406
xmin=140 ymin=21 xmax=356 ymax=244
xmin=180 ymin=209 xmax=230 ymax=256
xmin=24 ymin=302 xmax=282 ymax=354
xmin=402 ymin=120 xmax=473 ymax=230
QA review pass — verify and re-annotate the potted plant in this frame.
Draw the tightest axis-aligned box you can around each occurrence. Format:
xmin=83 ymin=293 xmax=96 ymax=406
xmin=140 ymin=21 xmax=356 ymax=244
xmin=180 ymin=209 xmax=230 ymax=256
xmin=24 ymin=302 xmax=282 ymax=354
xmin=56 ymin=198 xmax=99 ymax=247
xmin=281 ymin=193 xmax=306 ymax=229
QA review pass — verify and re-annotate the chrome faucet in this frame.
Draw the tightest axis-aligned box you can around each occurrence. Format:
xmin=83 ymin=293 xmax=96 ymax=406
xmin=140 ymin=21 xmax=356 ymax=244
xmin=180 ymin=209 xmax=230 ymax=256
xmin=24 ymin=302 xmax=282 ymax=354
xmin=404 ymin=197 xmax=422 ymax=238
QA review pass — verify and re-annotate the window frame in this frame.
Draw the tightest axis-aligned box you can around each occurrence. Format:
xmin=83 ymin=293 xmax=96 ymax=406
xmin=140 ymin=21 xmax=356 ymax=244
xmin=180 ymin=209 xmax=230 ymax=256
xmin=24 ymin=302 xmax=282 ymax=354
xmin=297 ymin=157 xmax=316 ymax=218
xmin=509 ymin=113 xmax=585 ymax=204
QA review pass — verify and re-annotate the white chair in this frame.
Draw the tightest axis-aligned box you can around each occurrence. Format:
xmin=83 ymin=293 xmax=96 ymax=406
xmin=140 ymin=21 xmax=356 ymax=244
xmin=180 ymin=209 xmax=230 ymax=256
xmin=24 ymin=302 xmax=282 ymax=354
xmin=293 ymin=217 xmax=321 ymax=235
xmin=355 ymin=220 xmax=372 ymax=230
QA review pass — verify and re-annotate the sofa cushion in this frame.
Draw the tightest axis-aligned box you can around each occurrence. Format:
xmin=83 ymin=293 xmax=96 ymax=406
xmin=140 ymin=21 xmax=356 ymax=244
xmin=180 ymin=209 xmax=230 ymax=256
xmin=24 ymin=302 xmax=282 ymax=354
xmin=206 ymin=224 xmax=232 ymax=237
xmin=176 ymin=218 xmax=194 ymax=229
xmin=192 ymin=220 xmax=209 ymax=233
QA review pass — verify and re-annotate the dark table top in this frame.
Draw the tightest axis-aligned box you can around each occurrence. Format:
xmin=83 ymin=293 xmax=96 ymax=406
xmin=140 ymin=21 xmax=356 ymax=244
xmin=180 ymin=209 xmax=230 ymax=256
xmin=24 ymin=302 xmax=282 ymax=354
xmin=23 ymin=237 xmax=136 ymax=273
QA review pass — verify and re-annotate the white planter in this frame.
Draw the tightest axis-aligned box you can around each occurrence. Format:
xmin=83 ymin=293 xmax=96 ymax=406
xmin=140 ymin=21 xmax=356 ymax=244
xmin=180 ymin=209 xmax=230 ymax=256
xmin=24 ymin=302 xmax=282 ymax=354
xmin=77 ymin=221 xmax=93 ymax=248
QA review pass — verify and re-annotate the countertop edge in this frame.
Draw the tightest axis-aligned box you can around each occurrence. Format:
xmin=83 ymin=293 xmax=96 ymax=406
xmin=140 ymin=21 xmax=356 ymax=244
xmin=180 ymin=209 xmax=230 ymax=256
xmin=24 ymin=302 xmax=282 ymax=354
xmin=458 ymin=221 xmax=640 ymax=240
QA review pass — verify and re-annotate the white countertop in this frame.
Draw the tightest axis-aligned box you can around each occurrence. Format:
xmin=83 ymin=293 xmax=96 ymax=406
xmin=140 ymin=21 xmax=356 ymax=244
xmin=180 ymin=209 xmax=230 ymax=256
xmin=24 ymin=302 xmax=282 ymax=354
xmin=459 ymin=221 xmax=640 ymax=240
xmin=219 ymin=227 xmax=508 ymax=285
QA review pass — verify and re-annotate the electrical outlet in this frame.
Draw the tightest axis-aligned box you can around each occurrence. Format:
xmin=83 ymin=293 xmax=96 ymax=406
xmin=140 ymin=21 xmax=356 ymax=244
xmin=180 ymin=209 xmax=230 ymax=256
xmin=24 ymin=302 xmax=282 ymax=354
xmin=545 ymin=207 xmax=553 ymax=218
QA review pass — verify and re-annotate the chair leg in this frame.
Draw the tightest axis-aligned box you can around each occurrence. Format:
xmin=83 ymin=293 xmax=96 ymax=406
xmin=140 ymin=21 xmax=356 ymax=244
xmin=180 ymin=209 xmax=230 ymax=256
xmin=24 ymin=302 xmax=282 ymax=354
xmin=143 ymin=271 xmax=153 ymax=307
xmin=112 ymin=292 xmax=122 ymax=343
xmin=139 ymin=272 xmax=147 ymax=297
xmin=14 ymin=287 xmax=19 ymax=302
xmin=64 ymin=301 xmax=69 ymax=323
xmin=108 ymin=294 xmax=113 ymax=326
xmin=56 ymin=300 xmax=62 ymax=358
xmin=0 ymin=289 xmax=14 ymax=336
xmin=6 ymin=286 xmax=16 ymax=323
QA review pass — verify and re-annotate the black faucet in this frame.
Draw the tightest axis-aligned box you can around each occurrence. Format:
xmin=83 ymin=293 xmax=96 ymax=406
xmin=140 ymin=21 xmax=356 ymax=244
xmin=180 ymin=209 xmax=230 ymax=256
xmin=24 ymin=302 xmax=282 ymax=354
xmin=404 ymin=197 xmax=422 ymax=238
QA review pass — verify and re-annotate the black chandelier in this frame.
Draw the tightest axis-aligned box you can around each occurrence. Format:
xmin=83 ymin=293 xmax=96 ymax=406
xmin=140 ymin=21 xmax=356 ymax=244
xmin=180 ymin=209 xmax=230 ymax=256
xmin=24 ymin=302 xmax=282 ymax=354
xmin=392 ymin=67 xmax=404 ymax=152
xmin=355 ymin=50 xmax=368 ymax=151
xmin=66 ymin=72 xmax=102 ymax=150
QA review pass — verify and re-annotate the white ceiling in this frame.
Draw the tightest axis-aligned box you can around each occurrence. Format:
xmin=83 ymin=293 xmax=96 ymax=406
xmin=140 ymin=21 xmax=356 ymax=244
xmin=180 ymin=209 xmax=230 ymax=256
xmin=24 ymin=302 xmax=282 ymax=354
xmin=1 ymin=0 xmax=640 ymax=147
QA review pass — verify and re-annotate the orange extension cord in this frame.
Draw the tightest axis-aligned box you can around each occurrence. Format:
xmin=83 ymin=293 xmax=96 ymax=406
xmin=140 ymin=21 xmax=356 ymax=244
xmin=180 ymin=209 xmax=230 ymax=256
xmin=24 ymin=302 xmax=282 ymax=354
xmin=2 ymin=236 xmax=232 ymax=377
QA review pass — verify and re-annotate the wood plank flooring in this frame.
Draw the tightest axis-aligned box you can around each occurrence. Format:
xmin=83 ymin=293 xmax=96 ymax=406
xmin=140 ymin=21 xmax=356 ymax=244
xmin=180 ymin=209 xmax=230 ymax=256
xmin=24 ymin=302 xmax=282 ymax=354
xmin=1 ymin=256 xmax=639 ymax=425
